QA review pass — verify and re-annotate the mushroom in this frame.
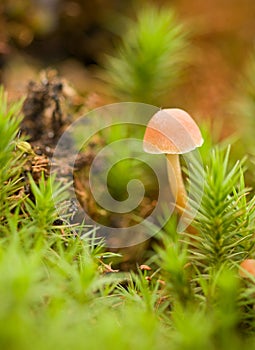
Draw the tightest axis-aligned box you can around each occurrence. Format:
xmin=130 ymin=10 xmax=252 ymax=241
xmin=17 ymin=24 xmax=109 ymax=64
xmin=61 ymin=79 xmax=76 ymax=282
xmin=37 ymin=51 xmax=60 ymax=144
xmin=239 ymin=259 xmax=255 ymax=278
xmin=143 ymin=108 xmax=203 ymax=218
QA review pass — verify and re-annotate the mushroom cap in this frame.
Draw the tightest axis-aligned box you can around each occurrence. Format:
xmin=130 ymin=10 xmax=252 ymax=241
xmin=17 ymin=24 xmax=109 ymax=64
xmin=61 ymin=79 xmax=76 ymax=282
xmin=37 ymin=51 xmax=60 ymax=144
xmin=239 ymin=259 xmax=255 ymax=278
xmin=143 ymin=108 xmax=204 ymax=154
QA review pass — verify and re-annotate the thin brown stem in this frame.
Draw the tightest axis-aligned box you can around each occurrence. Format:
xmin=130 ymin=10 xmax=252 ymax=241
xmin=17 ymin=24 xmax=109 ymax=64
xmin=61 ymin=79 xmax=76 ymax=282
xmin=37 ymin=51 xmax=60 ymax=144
xmin=166 ymin=153 xmax=187 ymax=213
xmin=166 ymin=154 xmax=197 ymax=234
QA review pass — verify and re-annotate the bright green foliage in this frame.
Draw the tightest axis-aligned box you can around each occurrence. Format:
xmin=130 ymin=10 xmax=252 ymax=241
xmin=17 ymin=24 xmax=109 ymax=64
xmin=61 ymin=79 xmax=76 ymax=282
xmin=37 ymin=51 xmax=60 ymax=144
xmin=0 ymin=87 xmax=25 ymax=221
xmin=102 ymin=5 xmax=190 ymax=104
xmin=0 ymin=88 xmax=170 ymax=350
xmin=3 ymin=88 xmax=255 ymax=349
xmin=169 ymin=269 xmax=245 ymax=350
xmin=152 ymin=144 xmax=255 ymax=347
xmin=156 ymin=232 xmax=191 ymax=306
xmin=24 ymin=173 xmax=68 ymax=234
xmin=187 ymin=146 xmax=255 ymax=272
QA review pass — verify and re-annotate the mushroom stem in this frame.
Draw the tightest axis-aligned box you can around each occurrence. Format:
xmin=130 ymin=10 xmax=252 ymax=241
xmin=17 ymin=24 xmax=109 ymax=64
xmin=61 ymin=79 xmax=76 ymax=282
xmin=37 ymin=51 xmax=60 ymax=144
xmin=166 ymin=153 xmax=187 ymax=214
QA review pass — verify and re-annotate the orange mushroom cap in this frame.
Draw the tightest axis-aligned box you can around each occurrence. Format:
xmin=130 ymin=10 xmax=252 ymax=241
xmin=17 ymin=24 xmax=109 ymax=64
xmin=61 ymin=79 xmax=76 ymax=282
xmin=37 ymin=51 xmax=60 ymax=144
xmin=143 ymin=108 xmax=204 ymax=154
xmin=139 ymin=264 xmax=152 ymax=271
xmin=239 ymin=259 xmax=255 ymax=278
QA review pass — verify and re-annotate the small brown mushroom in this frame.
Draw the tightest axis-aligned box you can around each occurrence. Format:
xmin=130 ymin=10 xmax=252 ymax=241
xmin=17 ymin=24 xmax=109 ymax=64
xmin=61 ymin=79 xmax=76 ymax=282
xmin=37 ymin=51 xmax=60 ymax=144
xmin=139 ymin=264 xmax=152 ymax=271
xmin=143 ymin=108 xmax=203 ymax=217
